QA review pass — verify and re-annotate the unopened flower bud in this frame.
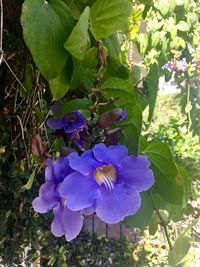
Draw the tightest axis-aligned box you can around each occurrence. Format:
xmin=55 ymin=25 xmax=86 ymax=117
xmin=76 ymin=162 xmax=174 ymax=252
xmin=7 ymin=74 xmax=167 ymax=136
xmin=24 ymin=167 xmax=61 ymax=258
xmin=98 ymin=108 xmax=126 ymax=128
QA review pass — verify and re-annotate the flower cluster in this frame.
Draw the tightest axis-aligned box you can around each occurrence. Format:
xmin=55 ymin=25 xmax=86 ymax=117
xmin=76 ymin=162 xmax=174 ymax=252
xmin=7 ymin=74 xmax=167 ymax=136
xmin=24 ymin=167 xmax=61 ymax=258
xmin=33 ymin=143 xmax=154 ymax=241
xmin=32 ymin=109 xmax=155 ymax=241
xmin=164 ymin=58 xmax=187 ymax=72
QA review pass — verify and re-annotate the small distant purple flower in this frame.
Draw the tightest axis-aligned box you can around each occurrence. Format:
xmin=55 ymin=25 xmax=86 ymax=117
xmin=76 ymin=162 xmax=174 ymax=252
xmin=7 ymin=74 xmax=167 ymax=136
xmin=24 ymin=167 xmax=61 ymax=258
xmin=59 ymin=143 xmax=154 ymax=224
xmin=176 ymin=58 xmax=187 ymax=72
xmin=46 ymin=111 xmax=86 ymax=134
xmin=164 ymin=58 xmax=187 ymax=72
xmin=32 ymin=157 xmax=83 ymax=241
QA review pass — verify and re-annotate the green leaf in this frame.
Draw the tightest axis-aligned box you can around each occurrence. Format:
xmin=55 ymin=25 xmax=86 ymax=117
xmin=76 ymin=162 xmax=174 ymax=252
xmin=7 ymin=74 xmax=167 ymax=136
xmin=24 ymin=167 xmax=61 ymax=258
xmin=120 ymin=104 xmax=142 ymax=154
xmin=21 ymin=0 xmax=74 ymax=80
xmin=106 ymin=57 xmax=129 ymax=80
xmin=146 ymin=64 xmax=159 ymax=122
xmin=21 ymin=169 xmax=36 ymax=191
xmin=151 ymin=32 xmax=160 ymax=48
xmin=90 ymin=0 xmax=132 ymax=39
xmin=70 ymin=49 xmax=98 ymax=90
xmin=101 ymin=77 xmax=137 ymax=107
xmin=83 ymin=47 xmax=98 ymax=67
xmin=155 ymin=0 xmax=176 ymax=16
xmin=176 ymin=165 xmax=191 ymax=207
xmin=144 ymin=141 xmax=187 ymax=206
xmin=177 ymin=20 xmax=190 ymax=32
xmin=102 ymin=33 xmax=121 ymax=60
xmin=64 ymin=7 xmax=90 ymax=60
xmin=144 ymin=141 xmax=186 ymax=205
xmin=149 ymin=214 xmax=159 ymax=235
xmin=130 ymin=66 xmax=141 ymax=84
xmin=49 ymin=64 xmax=71 ymax=100
xmin=168 ymin=236 xmax=191 ymax=266
xmin=55 ymin=98 xmax=92 ymax=117
xmin=63 ymin=0 xmax=84 ymax=19
xmin=124 ymin=192 xmax=153 ymax=229
xmin=136 ymin=33 xmax=148 ymax=55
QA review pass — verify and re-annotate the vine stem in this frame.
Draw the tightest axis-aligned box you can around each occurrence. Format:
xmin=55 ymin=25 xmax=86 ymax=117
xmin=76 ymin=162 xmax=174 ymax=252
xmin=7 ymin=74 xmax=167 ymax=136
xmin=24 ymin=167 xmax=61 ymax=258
xmin=153 ymin=203 xmax=173 ymax=250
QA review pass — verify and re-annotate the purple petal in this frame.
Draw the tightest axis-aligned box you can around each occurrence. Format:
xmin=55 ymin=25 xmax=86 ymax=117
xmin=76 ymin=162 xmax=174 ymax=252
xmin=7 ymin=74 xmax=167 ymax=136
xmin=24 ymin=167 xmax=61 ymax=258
xmin=81 ymin=205 xmax=95 ymax=216
xmin=68 ymin=150 xmax=100 ymax=176
xmin=62 ymin=206 xmax=83 ymax=241
xmin=46 ymin=117 xmax=66 ymax=129
xmin=93 ymin=143 xmax=128 ymax=165
xmin=59 ymin=172 xmax=98 ymax=211
xmin=39 ymin=182 xmax=59 ymax=201
xmin=95 ymin=184 xmax=141 ymax=224
xmin=119 ymin=108 xmax=126 ymax=121
xmin=53 ymin=156 xmax=72 ymax=183
xmin=32 ymin=196 xmax=58 ymax=213
xmin=63 ymin=112 xmax=86 ymax=134
xmin=118 ymin=155 xmax=154 ymax=192
xmin=45 ymin=159 xmax=55 ymax=183
xmin=51 ymin=203 xmax=65 ymax=237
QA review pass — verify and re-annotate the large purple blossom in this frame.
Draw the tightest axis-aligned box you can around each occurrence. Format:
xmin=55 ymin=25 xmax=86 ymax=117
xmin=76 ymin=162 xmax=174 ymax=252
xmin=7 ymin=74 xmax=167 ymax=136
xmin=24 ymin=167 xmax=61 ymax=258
xmin=59 ymin=143 xmax=154 ymax=224
xmin=32 ymin=157 xmax=83 ymax=241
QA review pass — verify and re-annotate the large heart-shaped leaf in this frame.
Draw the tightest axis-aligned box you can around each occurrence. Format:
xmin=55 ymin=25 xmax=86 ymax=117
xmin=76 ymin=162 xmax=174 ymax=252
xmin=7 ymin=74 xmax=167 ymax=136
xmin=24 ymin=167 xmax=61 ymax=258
xmin=90 ymin=0 xmax=132 ymax=39
xmin=21 ymin=0 xmax=74 ymax=80
xmin=144 ymin=141 xmax=190 ymax=205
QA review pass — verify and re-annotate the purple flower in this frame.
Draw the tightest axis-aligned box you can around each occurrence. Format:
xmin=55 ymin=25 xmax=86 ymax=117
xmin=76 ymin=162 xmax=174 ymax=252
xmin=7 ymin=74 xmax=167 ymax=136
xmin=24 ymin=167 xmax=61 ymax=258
xmin=164 ymin=58 xmax=187 ymax=72
xmin=46 ymin=108 xmax=88 ymax=150
xmin=32 ymin=157 xmax=83 ymax=241
xmin=176 ymin=58 xmax=187 ymax=72
xmin=46 ymin=111 xmax=86 ymax=134
xmin=59 ymin=143 xmax=154 ymax=224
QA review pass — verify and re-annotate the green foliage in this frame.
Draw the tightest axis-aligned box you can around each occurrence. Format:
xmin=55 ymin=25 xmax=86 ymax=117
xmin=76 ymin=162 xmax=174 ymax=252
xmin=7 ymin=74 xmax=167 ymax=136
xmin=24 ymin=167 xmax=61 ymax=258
xmin=144 ymin=141 xmax=190 ymax=206
xmin=90 ymin=0 xmax=132 ymax=39
xmin=21 ymin=0 xmax=74 ymax=80
xmin=168 ymin=235 xmax=191 ymax=266
xmin=1 ymin=0 xmax=200 ymax=265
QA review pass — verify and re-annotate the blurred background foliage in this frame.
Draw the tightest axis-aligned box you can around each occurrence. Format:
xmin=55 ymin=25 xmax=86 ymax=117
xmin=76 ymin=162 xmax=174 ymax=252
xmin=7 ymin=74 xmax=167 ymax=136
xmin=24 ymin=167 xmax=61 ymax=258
xmin=0 ymin=0 xmax=200 ymax=266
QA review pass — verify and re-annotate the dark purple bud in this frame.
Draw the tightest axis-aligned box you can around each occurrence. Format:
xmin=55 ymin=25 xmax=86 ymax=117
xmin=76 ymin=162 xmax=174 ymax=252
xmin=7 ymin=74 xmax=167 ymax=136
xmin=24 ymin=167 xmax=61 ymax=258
xmin=98 ymin=108 xmax=126 ymax=129
xmin=104 ymin=128 xmax=122 ymax=146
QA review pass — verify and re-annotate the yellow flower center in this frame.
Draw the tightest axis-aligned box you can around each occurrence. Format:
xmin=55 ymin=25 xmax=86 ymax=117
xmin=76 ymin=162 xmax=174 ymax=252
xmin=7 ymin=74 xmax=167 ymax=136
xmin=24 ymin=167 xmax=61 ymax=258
xmin=94 ymin=164 xmax=116 ymax=189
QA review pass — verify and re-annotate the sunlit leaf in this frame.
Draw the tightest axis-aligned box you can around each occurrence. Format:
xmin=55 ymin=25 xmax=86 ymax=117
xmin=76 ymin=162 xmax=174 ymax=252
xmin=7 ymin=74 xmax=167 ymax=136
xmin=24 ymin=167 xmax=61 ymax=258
xmin=168 ymin=236 xmax=191 ymax=266
xmin=90 ymin=0 xmax=132 ymax=39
